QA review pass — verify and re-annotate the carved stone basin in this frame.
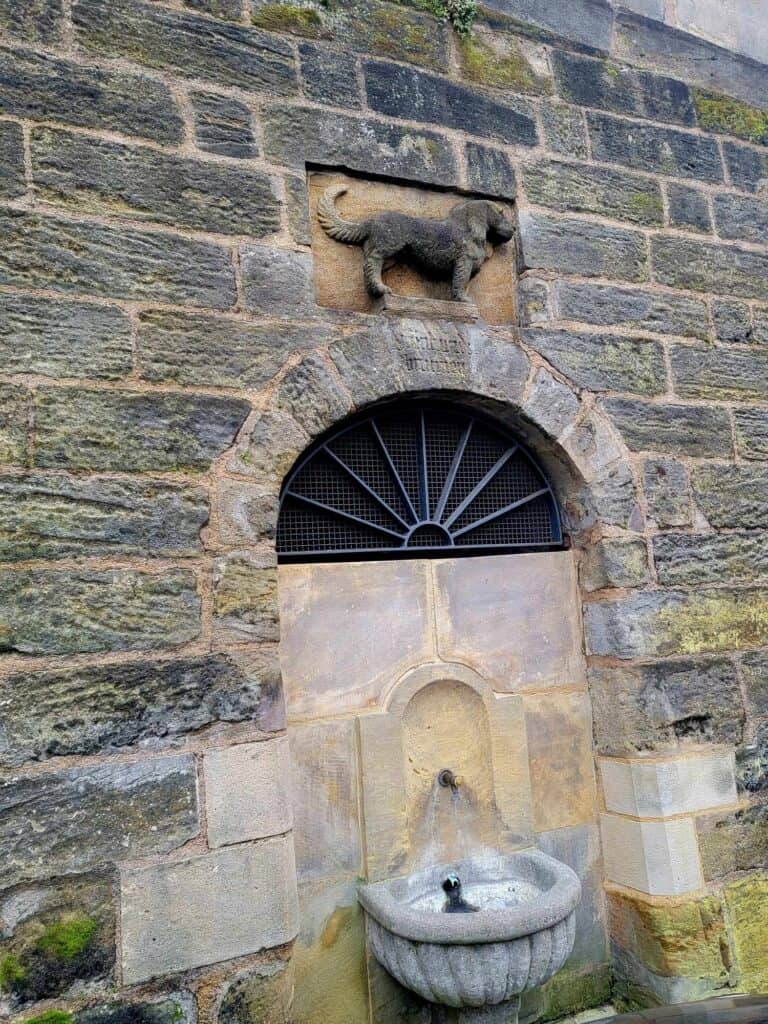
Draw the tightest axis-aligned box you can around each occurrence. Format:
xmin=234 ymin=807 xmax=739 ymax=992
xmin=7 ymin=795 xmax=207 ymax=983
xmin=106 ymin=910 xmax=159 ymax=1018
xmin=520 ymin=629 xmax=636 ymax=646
xmin=359 ymin=850 xmax=581 ymax=1019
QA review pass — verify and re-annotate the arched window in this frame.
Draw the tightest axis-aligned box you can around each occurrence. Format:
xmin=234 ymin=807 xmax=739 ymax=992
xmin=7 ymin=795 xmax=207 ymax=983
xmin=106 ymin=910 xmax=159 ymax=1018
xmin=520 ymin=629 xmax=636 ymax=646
xmin=276 ymin=400 xmax=562 ymax=562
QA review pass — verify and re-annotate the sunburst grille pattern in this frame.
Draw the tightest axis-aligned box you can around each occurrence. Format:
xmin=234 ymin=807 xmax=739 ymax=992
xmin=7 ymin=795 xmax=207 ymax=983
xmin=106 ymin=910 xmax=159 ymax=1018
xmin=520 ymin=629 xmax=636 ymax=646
xmin=276 ymin=403 xmax=562 ymax=561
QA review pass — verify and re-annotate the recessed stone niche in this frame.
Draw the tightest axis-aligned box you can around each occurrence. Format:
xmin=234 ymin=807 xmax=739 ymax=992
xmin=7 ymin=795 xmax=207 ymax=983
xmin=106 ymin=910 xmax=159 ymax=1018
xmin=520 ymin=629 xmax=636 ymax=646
xmin=308 ymin=170 xmax=518 ymax=325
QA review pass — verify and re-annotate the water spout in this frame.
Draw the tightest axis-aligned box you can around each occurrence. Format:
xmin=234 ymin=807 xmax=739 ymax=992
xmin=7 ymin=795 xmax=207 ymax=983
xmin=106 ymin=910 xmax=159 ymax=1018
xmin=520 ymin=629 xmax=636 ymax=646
xmin=437 ymin=768 xmax=459 ymax=792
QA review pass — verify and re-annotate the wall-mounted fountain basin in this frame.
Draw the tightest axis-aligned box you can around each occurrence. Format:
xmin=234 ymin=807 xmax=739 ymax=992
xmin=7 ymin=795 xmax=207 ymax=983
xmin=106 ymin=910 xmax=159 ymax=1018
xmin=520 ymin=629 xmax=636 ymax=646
xmin=359 ymin=850 xmax=580 ymax=1020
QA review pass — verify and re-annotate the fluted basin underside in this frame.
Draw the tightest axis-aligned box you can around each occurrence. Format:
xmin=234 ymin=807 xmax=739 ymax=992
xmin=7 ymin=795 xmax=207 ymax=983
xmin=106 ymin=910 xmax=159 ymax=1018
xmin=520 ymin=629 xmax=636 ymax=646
xmin=359 ymin=850 xmax=581 ymax=1011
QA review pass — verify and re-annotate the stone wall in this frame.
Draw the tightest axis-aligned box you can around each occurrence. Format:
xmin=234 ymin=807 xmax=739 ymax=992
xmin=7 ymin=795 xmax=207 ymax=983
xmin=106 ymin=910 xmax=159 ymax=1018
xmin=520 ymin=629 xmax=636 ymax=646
xmin=1 ymin=0 xmax=768 ymax=1021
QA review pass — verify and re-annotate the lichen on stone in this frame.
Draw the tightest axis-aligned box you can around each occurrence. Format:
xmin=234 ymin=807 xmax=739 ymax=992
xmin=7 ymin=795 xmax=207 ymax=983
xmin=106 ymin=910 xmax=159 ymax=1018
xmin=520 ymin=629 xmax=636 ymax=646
xmin=458 ymin=33 xmax=550 ymax=93
xmin=695 ymin=90 xmax=768 ymax=145
xmin=250 ymin=3 xmax=327 ymax=38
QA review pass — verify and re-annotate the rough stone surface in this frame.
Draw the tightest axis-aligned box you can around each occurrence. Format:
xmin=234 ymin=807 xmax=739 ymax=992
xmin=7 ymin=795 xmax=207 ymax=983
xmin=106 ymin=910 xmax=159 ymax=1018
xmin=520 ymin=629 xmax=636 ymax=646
xmin=725 ymin=874 xmax=768 ymax=992
xmin=600 ymin=750 xmax=736 ymax=818
xmin=0 ymin=122 xmax=25 ymax=200
xmin=652 ymin=235 xmax=768 ymax=301
xmin=205 ymin=737 xmax=292 ymax=848
xmin=0 ymin=43 xmax=183 ymax=143
xmin=0 ymin=210 xmax=236 ymax=308
xmin=519 ymin=212 xmax=647 ymax=281
xmin=457 ymin=27 xmax=552 ymax=95
xmin=712 ymin=299 xmax=752 ymax=344
xmin=735 ymin=408 xmax=768 ymax=460
xmin=693 ymin=465 xmax=768 ymax=528
xmin=0 ymin=0 xmax=64 ymax=42
xmin=643 ymin=459 xmax=693 ymax=528
xmin=0 ymin=296 xmax=132 ymax=380
xmin=120 ymin=837 xmax=298 ymax=984
xmin=0 ymin=756 xmax=199 ymax=888
xmin=523 ymin=328 xmax=666 ymax=395
xmin=0 ymin=385 xmax=29 ymax=467
xmin=76 ymin=996 xmax=196 ymax=1024
xmin=555 ymin=282 xmax=708 ymax=338
xmin=0 ymin=652 xmax=281 ymax=767
xmin=518 ymin=276 xmax=551 ymax=326
xmin=74 ymin=0 xmax=297 ymax=93
xmin=603 ymin=398 xmax=731 ymax=456
xmin=0 ymin=472 xmax=208 ymax=562
xmin=523 ymin=160 xmax=663 ymax=225
xmin=480 ymin=0 xmax=613 ymax=52
xmin=464 ymin=143 xmax=518 ymax=198
xmin=667 ymin=183 xmax=712 ymax=233
xmin=190 ymin=90 xmax=259 ymax=158
xmin=654 ymin=532 xmax=768 ymax=586
xmin=588 ymin=112 xmax=724 ymax=183
xmin=581 ymin=537 xmax=650 ymax=591
xmin=714 ymin=193 xmax=768 ymax=246
xmin=589 ymin=659 xmax=744 ymax=755
xmin=241 ymin=246 xmax=317 ymax=317
xmin=217 ymin=961 xmax=292 ymax=1024
xmin=34 ymin=387 xmax=249 ymax=472
xmin=213 ymin=556 xmax=279 ymax=645
xmin=0 ymin=568 xmax=200 ymax=656
xmin=698 ymin=803 xmax=768 ymax=880
xmin=299 ymin=42 xmax=362 ymax=109
xmin=521 ymin=368 xmax=580 ymax=439
xmin=601 ymin=813 xmax=703 ymax=895
xmin=743 ymin=651 xmax=768 ymax=719
xmin=723 ymin=140 xmax=768 ymax=194
xmin=539 ymin=101 xmax=589 ymax=158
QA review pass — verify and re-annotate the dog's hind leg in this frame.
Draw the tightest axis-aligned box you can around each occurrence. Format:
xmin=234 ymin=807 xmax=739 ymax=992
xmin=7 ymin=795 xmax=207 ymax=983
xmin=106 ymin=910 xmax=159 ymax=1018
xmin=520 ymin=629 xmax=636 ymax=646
xmin=362 ymin=248 xmax=390 ymax=298
xmin=451 ymin=253 xmax=474 ymax=302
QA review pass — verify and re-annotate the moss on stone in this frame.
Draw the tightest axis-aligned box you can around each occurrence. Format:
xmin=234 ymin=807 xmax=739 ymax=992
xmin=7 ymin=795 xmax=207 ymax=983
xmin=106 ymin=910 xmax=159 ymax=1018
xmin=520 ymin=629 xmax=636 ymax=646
xmin=0 ymin=952 xmax=27 ymax=989
xmin=695 ymin=90 xmax=768 ymax=145
xmin=539 ymin=963 xmax=612 ymax=1021
xmin=725 ymin=873 xmax=768 ymax=992
xmin=658 ymin=590 xmax=768 ymax=655
xmin=23 ymin=1013 xmax=73 ymax=1024
xmin=630 ymin=190 xmax=665 ymax=219
xmin=458 ymin=34 xmax=551 ymax=93
xmin=250 ymin=3 xmax=326 ymax=37
xmin=407 ymin=0 xmax=475 ymax=36
xmin=36 ymin=915 xmax=97 ymax=960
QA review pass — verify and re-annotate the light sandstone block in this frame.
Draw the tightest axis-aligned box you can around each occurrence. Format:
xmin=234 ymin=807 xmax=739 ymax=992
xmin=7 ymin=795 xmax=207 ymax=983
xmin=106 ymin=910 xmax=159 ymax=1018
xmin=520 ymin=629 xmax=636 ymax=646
xmin=120 ymin=837 xmax=299 ymax=983
xmin=600 ymin=751 xmax=737 ymax=819
xmin=205 ymin=737 xmax=292 ymax=849
xmin=600 ymin=813 xmax=703 ymax=895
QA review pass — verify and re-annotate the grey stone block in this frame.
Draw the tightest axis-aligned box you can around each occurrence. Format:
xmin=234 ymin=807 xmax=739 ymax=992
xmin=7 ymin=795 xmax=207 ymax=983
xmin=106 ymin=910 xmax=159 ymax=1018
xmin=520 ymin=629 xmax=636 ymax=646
xmin=285 ymin=173 xmax=311 ymax=245
xmin=0 ymin=122 xmax=25 ymax=199
xmin=213 ymin=556 xmax=279 ymax=645
xmin=184 ymin=0 xmax=242 ymax=19
xmin=138 ymin=309 xmax=322 ymax=388
xmin=262 ymin=104 xmax=458 ymax=186
xmin=0 ymin=42 xmax=183 ymax=143
xmin=190 ymin=90 xmax=259 ymax=158
xmin=581 ymin=463 xmax=641 ymax=531
xmin=0 ymin=209 xmax=236 ymax=307
xmin=523 ymin=328 xmax=666 ymax=395
xmin=556 ymin=282 xmax=708 ymax=338
xmin=0 ymin=384 xmax=30 ymax=466
xmin=589 ymin=658 xmax=744 ymax=755
xmin=0 ymin=472 xmax=207 ymax=562
xmin=518 ymin=276 xmax=551 ymax=326
xmin=643 ymin=459 xmax=692 ymax=528
xmin=697 ymin=802 xmax=768 ymax=881
xmin=241 ymin=245 xmax=318 ymax=317
xmin=31 ymin=127 xmax=279 ymax=237
xmin=539 ymin=101 xmax=588 ymax=159
xmin=753 ymin=307 xmax=768 ymax=344
xmin=205 ymin=737 xmax=292 ymax=847
xmin=521 ymin=369 xmax=580 ymax=439
xmin=0 ymin=756 xmax=199 ymax=887
xmin=735 ymin=408 xmax=768 ymax=460
xmin=581 ymin=537 xmax=650 ymax=591
xmin=652 ymin=235 xmax=768 ymax=301
xmin=519 ymin=211 xmax=647 ymax=281
xmin=34 ymin=387 xmax=249 ymax=472
xmin=712 ymin=299 xmax=752 ymax=343
xmin=723 ymin=140 xmax=768 ymax=194
xmin=671 ymin=343 xmax=768 ymax=401
xmin=714 ymin=192 xmax=768 ymax=246
xmin=76 ymin=996 xmax=196 ymax=1024
xmin=0 ymin=0 xmax=64 ymax=42
xmin=0 ymin=652 xmax=281 ymax=766
xmin=74 ymin=0 xmax=297 ymax=93
xmin=522 ymin=159 xmax=663 ymax=225
xmin=477 ymin=0 xmax=613 ymax=53
xmin=667 ymin=183 xmax=712 ymax=233
xmin=299 ymin=42 xmax=362 ymax=108
xmin=603 ymin=397 xmax=731 ymax=456
xmin=693 ymin=465 xmax=768 ymax=528
xmin=464 ymin=143 xmax=517 ymax=198
xmin=743 ymin=651 xmax=768 ymax=718
xmin=217 ymin=962 xmax=292 ymax=1024
xmin=552 ymin=50 xmax=695 ymax=126
xmin=654 ymin=532 xmax=768 ymax=586
xmin=588 ymin=112 xmax=724 ymax=183
xmin=0 ymin=567 xmax=201 ymax=655
xmin=365 ymin=60 xmax=538 ymax=147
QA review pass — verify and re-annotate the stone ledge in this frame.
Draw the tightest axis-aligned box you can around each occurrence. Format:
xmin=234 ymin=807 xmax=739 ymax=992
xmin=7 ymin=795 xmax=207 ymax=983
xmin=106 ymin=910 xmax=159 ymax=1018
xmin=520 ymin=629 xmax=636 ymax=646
xmin=599 ymin=750 xmax=738 ymax=819
xmin=373 ymin=292 xmax=482 ymax=322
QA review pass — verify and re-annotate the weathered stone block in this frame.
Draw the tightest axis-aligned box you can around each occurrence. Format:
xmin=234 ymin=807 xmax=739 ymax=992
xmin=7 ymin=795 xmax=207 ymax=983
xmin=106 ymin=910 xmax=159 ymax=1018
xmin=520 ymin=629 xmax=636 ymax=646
xmin=285 ymin=173 xmax=311 ymax=245
xmin=138 ymin=310 xmax=320 ymax=389
xmin=478 ymin=0 xmax=614 ymax=52
xmin=213 ymin=556 xmax=279 ymax=645
xmin=652 ymin=235 xmax=768 ymax=301
xmin=553 ymin=51 xmax=696 ymax=126
xmin=0 ymin=210 xmax=236 ymax=308
xmin=120 ymin=837 xmax=298 ymax=983
xmin=725 ymin=874 xmax=768 ymax=992
xmin=364 ymin=60 xmax=538 ymax=147
xmin=585 ymin=588 xmax=768 ymax=658
xmin=0 ymin=872 xmax=115 ymax=1008
xmin=600 ymin=814 xmax=703 ymax=895
xmin=589 ymin=659 xmax=744 ymax=756
xmin=580 ymin=463 xmax=641 ymax=532
xmin=518 ymin=276 xmax=550 ymax=326
xmin=521 ymin=368 xmax=579 ymax=438
xmin=0 ymin=568 xmax=200 ymax=656
xmin=714 ymin=192 xmax=768 ymax=246
xmin=262 ymin=104 xmax=457 ymax=185
xmin=743 ymin=651 xmax=768 ymax=719
xmin=519 ymin=212 xmax=647 ymax=281
xmin=31 ymin=128 xmax=279 ymax=237
xmin=694 ymin=88 xmax=768 ymax=145
xmin=693 ymin=465 xmax=768 ymax=528
xmin=723 ymin=139 xmax=768 ymax=194
xmin=523 ymin=328 xmax=666 ymax=395
xmin=0 ymin=43 xmax=183 ymax=143
xmin=540 ymin=101 xmax=588 ymax=158
xmin=241 ymin=245 xmax=317 ymax=317
xmin=581 ymin=537 xmax=650 ymax=591
xmin=737 ymin=725 xmax=768 ymax=795
xmin=190 ymin=90 xmax=258 ymax=159
xmin=34 ymin=387 xmax=249 ymax=472
xmin=0 ymin=0 xmax=64 ymax=42
xmin=712 ymin=299 xmax=752 ymax=343
xmin=600 ymin=751 xmax=736 ymax=818
xmin=457 ymin=28 xmax=552 ymax=94
xmin=654 ymin=531 xmax=768 ymax=586
xmin=753 ymin=307 xmax=768 ymax=344
xmin=667 ymin=183 xmax=712 ymax=233
xmin=0 ymin=756 xmax=199 ymax=888
xmin=698 ymin=803 xmax=768 ymax=880
xmin=603 ymin=397 xmax=731 ymax=456
xmin=74 ymin=0 xmax=297 ymax=93
xmin=216 ymin=478 xmax=278 ymax=545
xmin=217 ymin=961 xmax=292 ymax=1024
xmin=0 ymin=651 xmax=281 ymax=766
xmin=0 ymin=296 xmax=132 ymax=379
xmin=0 ymin=384 xmax=29 ymax=466
xmin=556 ymin=282 xmax=708 ymax=339
xmin=523 ymin=159 xmax=663 ymax=225
xmin=299 ymin=41 xmax=362 ymax=108
xmin=184 ymin=0 xmax=242 ymax=19
xmin=0 ymin=122 xmax=25 ymax=199
xmin=205 ymin=737 xmax=292 ymax=847
xmin=464 ymin=143 xmax=517 ymax=198
xmin=76 ymin=995 xmax=196 ymax=1024
xmin=735 ymin=408 xmax=768 ymax=460
xmin=0 ymin=472 xmax=207 ymax=562
xmin=643 ymin=459 xmax=693 ymax=528
xmin=589 ymin=112 xmax=724 ymax=183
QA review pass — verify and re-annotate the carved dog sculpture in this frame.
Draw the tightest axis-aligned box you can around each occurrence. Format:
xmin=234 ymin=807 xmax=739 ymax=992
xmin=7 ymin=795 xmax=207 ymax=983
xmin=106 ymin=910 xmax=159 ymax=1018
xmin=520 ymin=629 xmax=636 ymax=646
xmin=317 ymin=185 xmax=515 ymax=302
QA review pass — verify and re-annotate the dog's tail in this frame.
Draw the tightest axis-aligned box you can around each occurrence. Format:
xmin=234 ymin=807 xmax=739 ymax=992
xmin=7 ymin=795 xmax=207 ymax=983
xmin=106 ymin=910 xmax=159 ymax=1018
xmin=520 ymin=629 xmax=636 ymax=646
xmin=317 ymin=186 xmax=369 ymax=244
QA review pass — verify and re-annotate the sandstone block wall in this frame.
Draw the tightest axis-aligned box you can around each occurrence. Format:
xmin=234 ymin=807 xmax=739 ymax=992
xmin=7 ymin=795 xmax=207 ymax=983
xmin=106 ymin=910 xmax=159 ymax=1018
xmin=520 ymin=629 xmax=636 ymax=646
xmin=0 ymin=0 xmax=768 ymax=1021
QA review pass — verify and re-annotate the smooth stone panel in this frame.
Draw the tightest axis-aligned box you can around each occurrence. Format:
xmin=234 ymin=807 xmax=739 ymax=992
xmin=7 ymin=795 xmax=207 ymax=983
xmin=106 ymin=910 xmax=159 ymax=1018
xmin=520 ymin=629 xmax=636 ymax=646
xmin=205 ymin=737 xmax=292 ymax=848
xmin=434 ymin=552 xmax=585 ymax=691
xmin=121 ymin=837 xmax=299 ymax=983
xmin=600 ymin=813 xmax=704 ymax=895
xmin=600 ymin=752 xmax=737 ymax=818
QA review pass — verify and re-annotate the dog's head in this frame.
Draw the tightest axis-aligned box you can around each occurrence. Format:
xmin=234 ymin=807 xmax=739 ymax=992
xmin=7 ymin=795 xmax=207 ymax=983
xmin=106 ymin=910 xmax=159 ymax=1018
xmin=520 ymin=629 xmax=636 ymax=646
xmin=450 ymin=200 xmax=515 ymax=243
xmin=482 ymin=201 xmax=516 ymax=242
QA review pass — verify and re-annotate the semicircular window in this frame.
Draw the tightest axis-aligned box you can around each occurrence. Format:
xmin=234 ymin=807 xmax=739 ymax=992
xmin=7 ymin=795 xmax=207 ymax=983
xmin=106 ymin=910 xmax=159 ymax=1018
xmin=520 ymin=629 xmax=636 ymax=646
xmin=276 ymin=402 xmax=563 ymax=562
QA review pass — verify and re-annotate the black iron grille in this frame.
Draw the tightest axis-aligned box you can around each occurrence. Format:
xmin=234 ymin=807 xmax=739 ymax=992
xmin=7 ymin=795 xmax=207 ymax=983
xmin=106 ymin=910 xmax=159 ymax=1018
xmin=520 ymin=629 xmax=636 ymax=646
xmin=276 ymin=403 xmax=562 ymax=562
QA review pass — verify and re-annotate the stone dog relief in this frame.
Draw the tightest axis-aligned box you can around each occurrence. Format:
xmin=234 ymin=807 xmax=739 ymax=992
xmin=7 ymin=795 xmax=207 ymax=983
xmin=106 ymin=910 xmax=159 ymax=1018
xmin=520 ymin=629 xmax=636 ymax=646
xmin=308 ymin=171 xmax=518 ymax=325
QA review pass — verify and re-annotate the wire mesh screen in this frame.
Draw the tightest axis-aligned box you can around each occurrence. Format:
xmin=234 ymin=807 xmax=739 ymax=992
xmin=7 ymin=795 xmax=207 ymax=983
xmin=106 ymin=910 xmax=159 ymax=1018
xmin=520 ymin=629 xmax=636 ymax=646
xmin=277 ymin=403 xmax=563 ymax=562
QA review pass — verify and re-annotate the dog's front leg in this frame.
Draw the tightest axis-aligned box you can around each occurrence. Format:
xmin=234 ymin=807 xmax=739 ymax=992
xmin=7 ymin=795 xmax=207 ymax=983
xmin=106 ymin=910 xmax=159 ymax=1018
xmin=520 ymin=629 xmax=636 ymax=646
xmin=451 ymin=253 xmax=474 ymax=302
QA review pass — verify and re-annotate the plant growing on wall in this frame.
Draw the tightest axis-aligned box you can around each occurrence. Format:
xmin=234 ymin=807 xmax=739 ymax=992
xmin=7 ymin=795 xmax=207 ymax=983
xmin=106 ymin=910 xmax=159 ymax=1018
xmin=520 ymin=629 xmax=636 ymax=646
xmin=416 ymin=0 xmax=477 ymax=36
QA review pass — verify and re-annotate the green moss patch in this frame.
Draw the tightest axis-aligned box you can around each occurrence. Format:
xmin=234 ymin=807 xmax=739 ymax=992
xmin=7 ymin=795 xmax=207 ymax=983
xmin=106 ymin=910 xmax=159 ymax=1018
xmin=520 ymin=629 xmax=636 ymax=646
xmin=0 ymin=952 xmax=27 ymax=989
xmin=36 ymin=915 xmax=97 ymax=961
xmin=23 ymin=1013 xmax=73 ymax=1024
xmin=250 ymin=3 xmax=327 ymax=37
xmin=458 ymin=34 xmax=551 ymax=93
xmin=695 ymin=90 xmax=768 ymax=145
